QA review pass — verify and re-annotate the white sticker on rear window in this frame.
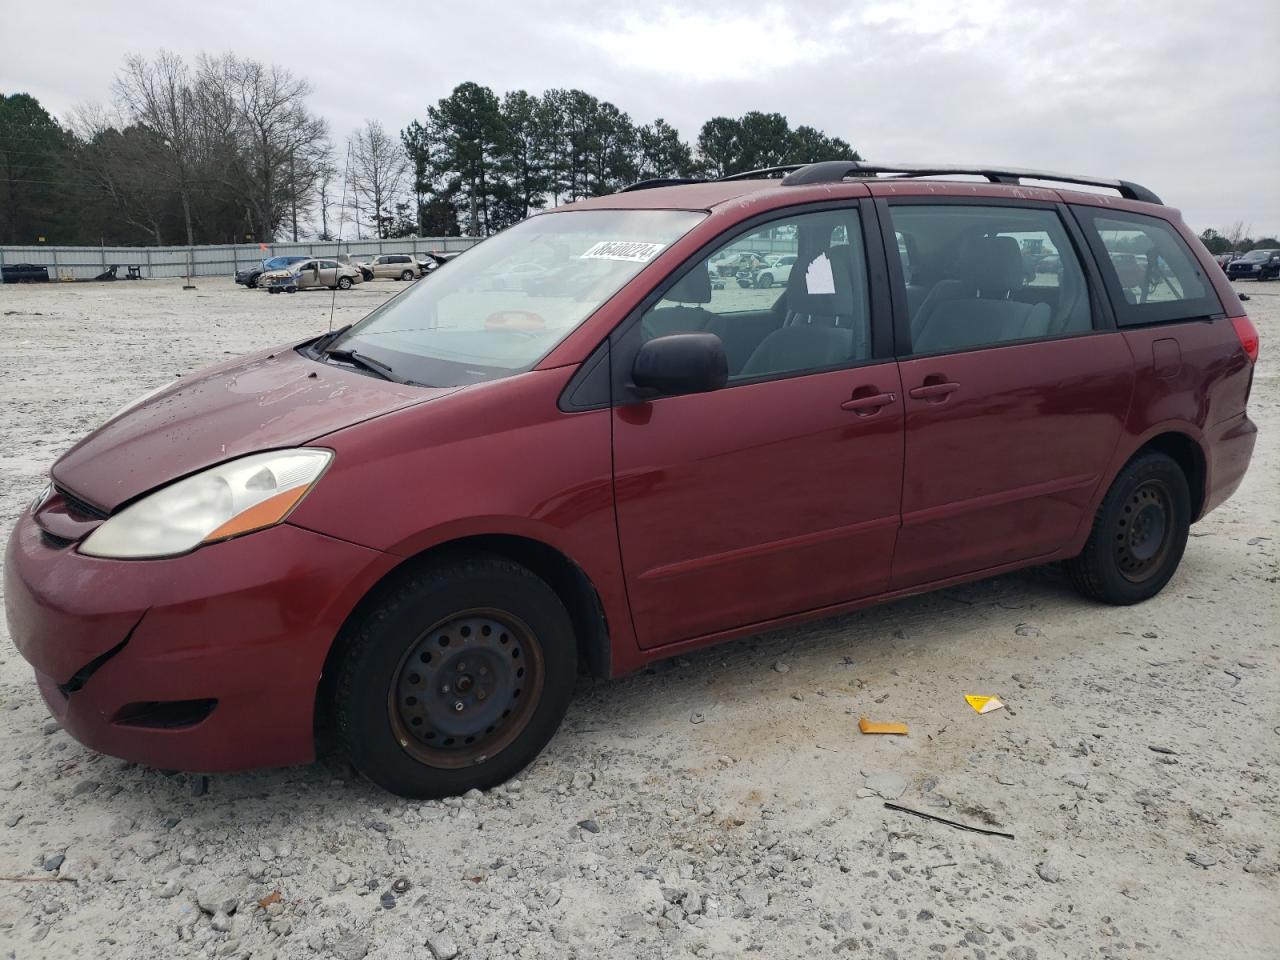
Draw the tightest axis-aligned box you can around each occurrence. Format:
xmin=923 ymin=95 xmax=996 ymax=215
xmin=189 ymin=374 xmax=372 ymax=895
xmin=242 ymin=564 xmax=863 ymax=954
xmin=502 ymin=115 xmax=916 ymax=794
xmin=580 ymin=241 xmax=666 ymax=263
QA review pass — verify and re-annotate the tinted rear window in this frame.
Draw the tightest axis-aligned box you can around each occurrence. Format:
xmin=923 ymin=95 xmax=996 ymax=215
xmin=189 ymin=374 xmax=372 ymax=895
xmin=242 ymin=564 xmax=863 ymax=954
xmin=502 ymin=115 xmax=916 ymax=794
xmin=1074 ymin=207 xmax=1222 ymax=325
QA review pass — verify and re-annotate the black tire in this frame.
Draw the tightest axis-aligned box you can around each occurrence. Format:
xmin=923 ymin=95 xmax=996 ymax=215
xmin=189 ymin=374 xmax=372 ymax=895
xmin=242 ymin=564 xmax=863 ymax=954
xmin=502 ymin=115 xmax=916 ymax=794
xmin=337 ymin=276 xmax=353 ymax=290
xmin=247 ymin=278 xmax=258 ymax=289
xmin=329 ymin=554 xmax=577 ymax=799
xmin=267 ymin=287 xmax=278 ymax=294
xmin=286 ymin=286 xmax=297 ymax=294
xmin=400 ymin=269 xmax=415 ymax=281
xmin=755 ymin=272 xmax=774 ymax=289
xmin=1066 ymin=451 xmax=1190 ymax=605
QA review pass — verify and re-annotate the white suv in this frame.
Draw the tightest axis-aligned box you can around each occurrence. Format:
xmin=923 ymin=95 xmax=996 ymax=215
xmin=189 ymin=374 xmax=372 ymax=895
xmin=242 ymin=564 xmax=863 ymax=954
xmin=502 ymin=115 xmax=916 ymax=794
xmin=737 ymin=253 xmax=799 ymax=289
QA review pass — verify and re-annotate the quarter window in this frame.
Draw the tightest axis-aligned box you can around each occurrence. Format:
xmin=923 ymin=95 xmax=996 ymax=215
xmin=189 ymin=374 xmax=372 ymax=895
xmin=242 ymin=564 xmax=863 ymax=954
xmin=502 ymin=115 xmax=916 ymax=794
xmin=1074 ymin=208 xmax=1222 ymax=325
xmin=887 ymin=205 xmax=1093 ymax=355
xmin=639 ymin=209 xmax=871 ymax=381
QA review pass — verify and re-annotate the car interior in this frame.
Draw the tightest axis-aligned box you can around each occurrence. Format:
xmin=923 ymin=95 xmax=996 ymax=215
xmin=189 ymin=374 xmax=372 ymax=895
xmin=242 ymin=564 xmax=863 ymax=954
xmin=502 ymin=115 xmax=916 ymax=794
xmin=640 ymin=205 xmax=1095 ymax=378
xmin=641 ymin=210 xmax=871 ymax=380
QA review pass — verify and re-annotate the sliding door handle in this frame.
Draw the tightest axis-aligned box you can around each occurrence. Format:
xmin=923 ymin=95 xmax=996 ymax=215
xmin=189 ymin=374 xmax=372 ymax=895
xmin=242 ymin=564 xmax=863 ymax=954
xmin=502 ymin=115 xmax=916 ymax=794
xmin=908 ymin=382 xmax=959 ymax=401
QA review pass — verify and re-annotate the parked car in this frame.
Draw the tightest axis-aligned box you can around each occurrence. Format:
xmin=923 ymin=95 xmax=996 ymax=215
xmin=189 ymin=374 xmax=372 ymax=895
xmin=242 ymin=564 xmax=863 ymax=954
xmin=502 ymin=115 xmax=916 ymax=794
xmin=736 ymin=253 xmax=798 ymax=288
xmin=0 ymin=263 xmax=50 ymax=283
xmin=260 ymin=258 xmax=362 ymax=293
xmin=235 ymin=256 xmax=309 ymax=288
xmin=1226 ymin=248 xmax=1280 ymax=281
xmin=6 ymin=160 xmax=1258 ymax=800
xmin=365 ymin=254 xmax=422 ymax=281
xmin=416 ymin=252 xmax=456 ymax=274
xmin=712 ymin=250 xmax=771 ymax=277
xmin=335 ymin=253 xmax=374 ymax=282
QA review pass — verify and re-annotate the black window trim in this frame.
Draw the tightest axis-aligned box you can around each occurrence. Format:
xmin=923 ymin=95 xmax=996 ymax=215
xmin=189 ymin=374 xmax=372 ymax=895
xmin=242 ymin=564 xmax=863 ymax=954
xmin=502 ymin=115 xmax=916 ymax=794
xmin=875 ymin=195 xmax=1117 ymax=361
xmin=1068 ymin=204 xmax=1227 ymax=328
xmin=591 ymin=197 xmax=895 ymax=409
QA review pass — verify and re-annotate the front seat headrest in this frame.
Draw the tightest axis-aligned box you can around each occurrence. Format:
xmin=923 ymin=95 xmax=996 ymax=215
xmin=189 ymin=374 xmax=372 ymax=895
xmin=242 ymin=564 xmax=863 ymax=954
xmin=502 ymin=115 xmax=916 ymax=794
xmin=666 ymin=263 xmax=712 ymax=304
xmin=954 ymin=235 xmax=1025 ymax=297
xmin=786 ymin=249 xmax=857 ymax=318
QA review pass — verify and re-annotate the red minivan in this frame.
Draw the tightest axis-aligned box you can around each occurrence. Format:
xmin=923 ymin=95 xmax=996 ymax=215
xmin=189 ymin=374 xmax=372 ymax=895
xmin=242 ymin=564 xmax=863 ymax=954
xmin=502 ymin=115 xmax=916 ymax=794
xmin=5 ymin=161 xmax=1259 ymax=798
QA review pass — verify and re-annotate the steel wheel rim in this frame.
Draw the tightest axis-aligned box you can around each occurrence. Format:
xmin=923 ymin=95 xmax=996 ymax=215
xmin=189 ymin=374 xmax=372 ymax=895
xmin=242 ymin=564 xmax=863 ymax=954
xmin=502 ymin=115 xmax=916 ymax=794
xmin=1114 ymin=480 xmax=1173 ymax=582
xmin=388 ymin=608 xmax=545 ymax=769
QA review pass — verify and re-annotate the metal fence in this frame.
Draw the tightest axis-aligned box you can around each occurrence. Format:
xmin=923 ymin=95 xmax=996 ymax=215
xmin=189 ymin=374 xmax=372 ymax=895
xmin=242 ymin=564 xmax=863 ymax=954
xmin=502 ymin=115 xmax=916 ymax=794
xmin=0 ymin=237 xmax=481 ymax=282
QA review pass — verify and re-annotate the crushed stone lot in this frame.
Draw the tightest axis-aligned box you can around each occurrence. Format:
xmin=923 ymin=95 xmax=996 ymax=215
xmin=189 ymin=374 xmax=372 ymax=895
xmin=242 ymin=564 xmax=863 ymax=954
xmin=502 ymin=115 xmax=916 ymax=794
xmin=0 ymin=277 xmax=1277 ymax=959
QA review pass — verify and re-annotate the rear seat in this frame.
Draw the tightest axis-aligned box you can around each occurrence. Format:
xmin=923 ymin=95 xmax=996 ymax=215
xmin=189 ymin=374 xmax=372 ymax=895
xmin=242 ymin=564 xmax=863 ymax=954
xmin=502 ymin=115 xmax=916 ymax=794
xmin=911 ymin=236 xmax=1050 ymax=353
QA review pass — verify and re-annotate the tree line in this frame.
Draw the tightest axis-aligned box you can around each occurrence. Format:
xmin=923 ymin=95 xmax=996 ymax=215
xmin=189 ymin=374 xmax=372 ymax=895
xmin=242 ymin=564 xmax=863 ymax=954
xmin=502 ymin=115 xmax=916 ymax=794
xmin=1 ymin=56 xmax=858 ymax=246
xmin=1198 ymin=225 xmax=1279 ymax=255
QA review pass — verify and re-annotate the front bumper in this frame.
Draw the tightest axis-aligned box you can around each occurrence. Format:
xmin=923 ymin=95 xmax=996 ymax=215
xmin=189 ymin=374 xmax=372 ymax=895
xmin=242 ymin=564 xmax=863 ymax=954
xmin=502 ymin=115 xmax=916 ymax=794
xmin=5 ymin=512 xmax=398 ymax=772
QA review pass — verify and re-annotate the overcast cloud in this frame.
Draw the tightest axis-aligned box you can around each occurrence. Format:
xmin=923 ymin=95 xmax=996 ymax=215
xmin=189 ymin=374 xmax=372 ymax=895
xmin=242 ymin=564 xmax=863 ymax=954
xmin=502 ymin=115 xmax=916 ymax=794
xmin=3 ymin=0 xmax=1277 ymax=235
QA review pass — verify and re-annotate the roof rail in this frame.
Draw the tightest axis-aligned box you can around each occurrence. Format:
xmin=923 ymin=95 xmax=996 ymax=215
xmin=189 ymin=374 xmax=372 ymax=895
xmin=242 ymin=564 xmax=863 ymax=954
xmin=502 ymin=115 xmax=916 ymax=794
xmin=719 ymin=164 xmax=807 ymax=182
xmin=620 ymin=177 xmax=706 ymax=193
xmin=779 ymin=160 xmax=1162 ymax=205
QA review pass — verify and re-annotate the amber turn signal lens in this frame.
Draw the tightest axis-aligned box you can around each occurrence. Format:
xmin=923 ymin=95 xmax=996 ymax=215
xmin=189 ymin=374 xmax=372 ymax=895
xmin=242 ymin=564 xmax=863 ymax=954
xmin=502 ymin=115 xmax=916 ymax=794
xmin=203 ymin=485 xmax=310 ymax=543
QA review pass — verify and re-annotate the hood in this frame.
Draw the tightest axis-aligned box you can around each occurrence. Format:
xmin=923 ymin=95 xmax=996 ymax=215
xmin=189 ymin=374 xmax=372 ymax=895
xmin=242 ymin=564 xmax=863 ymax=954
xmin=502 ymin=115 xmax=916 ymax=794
xmin=52 ymin=346 xmax=455 ymax=511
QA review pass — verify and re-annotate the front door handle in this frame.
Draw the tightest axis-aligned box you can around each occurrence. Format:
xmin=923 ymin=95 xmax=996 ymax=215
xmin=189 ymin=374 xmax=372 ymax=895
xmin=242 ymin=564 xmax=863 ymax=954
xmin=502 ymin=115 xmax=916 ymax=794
xmin=908 ymin=381 xmax=959 ymax=402
xmin=841 ymin=391 xmax=897 ymax=414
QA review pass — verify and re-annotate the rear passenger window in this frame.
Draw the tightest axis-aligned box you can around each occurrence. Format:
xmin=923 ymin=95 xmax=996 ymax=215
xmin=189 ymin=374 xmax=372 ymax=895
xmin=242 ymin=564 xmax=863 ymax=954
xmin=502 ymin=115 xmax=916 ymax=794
xmin=1074 ymin=208 xmax=1222 ymax=325
xmin=888 ymin=205 xmax=1093 ymax=355
xmin=640 ymin=209 xmax=871 ymax=381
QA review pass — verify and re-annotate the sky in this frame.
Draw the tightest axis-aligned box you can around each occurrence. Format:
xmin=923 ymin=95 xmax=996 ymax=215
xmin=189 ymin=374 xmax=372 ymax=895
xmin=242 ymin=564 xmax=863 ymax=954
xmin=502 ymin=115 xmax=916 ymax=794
xmin=3 ymin=0 xmax=1278 ymax=237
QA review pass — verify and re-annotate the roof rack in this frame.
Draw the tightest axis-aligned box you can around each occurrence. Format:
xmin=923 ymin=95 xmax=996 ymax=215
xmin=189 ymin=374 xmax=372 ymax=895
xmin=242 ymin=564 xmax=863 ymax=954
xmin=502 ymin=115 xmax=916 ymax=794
xmin=620 ymin=177 xmax=705 ymax=193
xmin=779 ymin=160 xmax=1162 ymax=204
xmin=718 ymin=164 xmax=807 ymax=182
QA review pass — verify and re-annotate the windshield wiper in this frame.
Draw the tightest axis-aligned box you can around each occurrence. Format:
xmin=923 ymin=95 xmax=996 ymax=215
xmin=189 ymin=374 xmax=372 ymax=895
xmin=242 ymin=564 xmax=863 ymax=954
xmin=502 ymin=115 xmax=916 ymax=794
xmin=322 ymin=347 xmax=403 ymax=383
xmin=312 ymin=323 xmax=352 ymax=353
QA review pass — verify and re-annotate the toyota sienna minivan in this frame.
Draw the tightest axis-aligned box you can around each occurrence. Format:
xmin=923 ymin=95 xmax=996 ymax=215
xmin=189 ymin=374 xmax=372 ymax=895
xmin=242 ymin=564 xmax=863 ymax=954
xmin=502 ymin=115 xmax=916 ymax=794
xmin=6 ymin=161 xmax=1259 ymax=798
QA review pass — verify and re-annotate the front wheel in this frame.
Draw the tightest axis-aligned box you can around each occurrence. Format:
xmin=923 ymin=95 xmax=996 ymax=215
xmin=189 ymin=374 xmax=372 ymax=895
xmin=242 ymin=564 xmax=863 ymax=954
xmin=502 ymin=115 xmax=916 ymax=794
xmin=1065 ymin=451 xmax=1190 ymax=605
xmin=755 ymin=272 xmax=774 ymax=289
xmin=329 ymin=555 xmax=577 ymax=798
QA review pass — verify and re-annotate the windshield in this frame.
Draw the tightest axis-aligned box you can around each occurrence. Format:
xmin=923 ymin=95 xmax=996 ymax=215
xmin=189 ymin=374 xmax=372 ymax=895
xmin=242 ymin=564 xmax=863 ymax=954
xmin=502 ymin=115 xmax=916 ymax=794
xmin=328 ymin=208 xmax=705 ymax=387
xmin=1240 ymin=250 xmax=1275 ymax=261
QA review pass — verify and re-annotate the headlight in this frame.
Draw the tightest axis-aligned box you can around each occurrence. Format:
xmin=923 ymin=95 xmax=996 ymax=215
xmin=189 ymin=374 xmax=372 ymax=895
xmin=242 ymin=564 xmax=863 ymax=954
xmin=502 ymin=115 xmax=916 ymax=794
xmin=80 ymin=449 xmax=332 ymax=559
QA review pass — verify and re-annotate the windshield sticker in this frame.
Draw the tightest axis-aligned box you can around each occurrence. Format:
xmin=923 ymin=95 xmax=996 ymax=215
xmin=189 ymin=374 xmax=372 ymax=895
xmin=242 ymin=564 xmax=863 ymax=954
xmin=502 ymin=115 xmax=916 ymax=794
xmin=805 ymin=253 xmax=835 ymax=295
xmin=580 ymin=241 xmax=666 ymax=263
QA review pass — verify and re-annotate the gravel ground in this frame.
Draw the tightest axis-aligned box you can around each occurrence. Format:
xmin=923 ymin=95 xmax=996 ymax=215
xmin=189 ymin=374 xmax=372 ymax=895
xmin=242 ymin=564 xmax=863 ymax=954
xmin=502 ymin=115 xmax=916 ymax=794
xmin=0 ymin=277 xmax=1276 ymax=960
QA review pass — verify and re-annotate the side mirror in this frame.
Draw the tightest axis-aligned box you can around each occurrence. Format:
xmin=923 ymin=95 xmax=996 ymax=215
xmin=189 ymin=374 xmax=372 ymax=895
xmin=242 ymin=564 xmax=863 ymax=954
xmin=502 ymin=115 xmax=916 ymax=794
xmin=632 ymin=333 xmax=728 ymax=397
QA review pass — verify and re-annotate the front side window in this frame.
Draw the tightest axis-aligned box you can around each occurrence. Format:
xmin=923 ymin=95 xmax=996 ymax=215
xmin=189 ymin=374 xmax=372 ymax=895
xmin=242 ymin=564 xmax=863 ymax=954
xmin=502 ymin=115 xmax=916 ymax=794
xmin=1075 ymin=208 xmax=1221 ymax=325
xmin=888 ymin=204 xmax=1093 ymax=355
xmin=639 ymin=208 xmax=871 ymax=381
xmin=330 ymin=209 xmax=705 ymax=387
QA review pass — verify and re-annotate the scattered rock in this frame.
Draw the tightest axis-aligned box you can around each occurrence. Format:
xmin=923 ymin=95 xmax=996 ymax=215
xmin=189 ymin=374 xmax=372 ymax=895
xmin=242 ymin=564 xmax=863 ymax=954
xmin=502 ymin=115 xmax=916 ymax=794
xmin=577 ymin=818 xmax=600 ymax=834
xmin=42 ymin=852 xmax=65 ymax=872
xmin=426 ymin=933 xmax=459 ymax=960
xmin=1014 ymin=624 xmax=1042 ymax=637
xmin=773 ymin=661 xmax=791 ymax=674
xmin=861 ymin=771 xmax=907 ymax=800
xmin=1035 ymin=862 xmax=1061 ymax=883
xmin=196 ymin=880 xmax=244 ymax=915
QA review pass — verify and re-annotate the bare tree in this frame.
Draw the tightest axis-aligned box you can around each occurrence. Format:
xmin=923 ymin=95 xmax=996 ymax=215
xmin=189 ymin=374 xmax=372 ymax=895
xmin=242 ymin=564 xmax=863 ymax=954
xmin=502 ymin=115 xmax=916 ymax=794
xmin=69 ymin=103 xmax=171 ymax=244
xmin=198 ymin=54 xmax=329 ymax=241
xmin=1224 ymin=220 xmax=1251 ymax=253
xmin=113 ymin=51 xmax=201 ymax=244
xmin=349 ymin=119 xmax=409 ymax=239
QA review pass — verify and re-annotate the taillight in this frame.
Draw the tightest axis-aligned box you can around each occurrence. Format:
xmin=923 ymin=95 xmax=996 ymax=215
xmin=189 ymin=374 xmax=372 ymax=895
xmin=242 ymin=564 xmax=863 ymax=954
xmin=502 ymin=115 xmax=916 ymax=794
xmin=1231 ymin=315 xmax=1260 ymax=363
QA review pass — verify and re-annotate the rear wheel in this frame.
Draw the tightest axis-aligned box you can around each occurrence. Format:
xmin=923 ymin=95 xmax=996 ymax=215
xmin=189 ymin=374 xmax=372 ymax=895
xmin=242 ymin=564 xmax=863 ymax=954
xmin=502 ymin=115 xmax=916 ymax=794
xmin=329 ymin=555 xmax=576 ymax=798
xmin=400 ymin=269 xmax=415 ymax=281
xmin=755 ymin=272 xmax=774 ymax=289
xmin=1066 ymin=451 xmax=1190 ymax=605
xmin=337 ymin=276 xmax=353 ymax=290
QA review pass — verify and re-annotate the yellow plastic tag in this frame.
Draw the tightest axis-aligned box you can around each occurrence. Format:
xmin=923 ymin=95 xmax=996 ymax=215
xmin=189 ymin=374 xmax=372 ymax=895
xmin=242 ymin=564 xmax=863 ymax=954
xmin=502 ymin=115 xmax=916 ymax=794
xmin=965 ymin=695 xmax=1005 ymax=714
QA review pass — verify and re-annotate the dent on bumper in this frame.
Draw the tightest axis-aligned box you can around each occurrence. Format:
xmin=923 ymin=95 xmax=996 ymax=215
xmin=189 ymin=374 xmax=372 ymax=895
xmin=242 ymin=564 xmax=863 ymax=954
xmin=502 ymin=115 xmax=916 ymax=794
xmin=5 ymin=516 xmax=398 ymax=772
